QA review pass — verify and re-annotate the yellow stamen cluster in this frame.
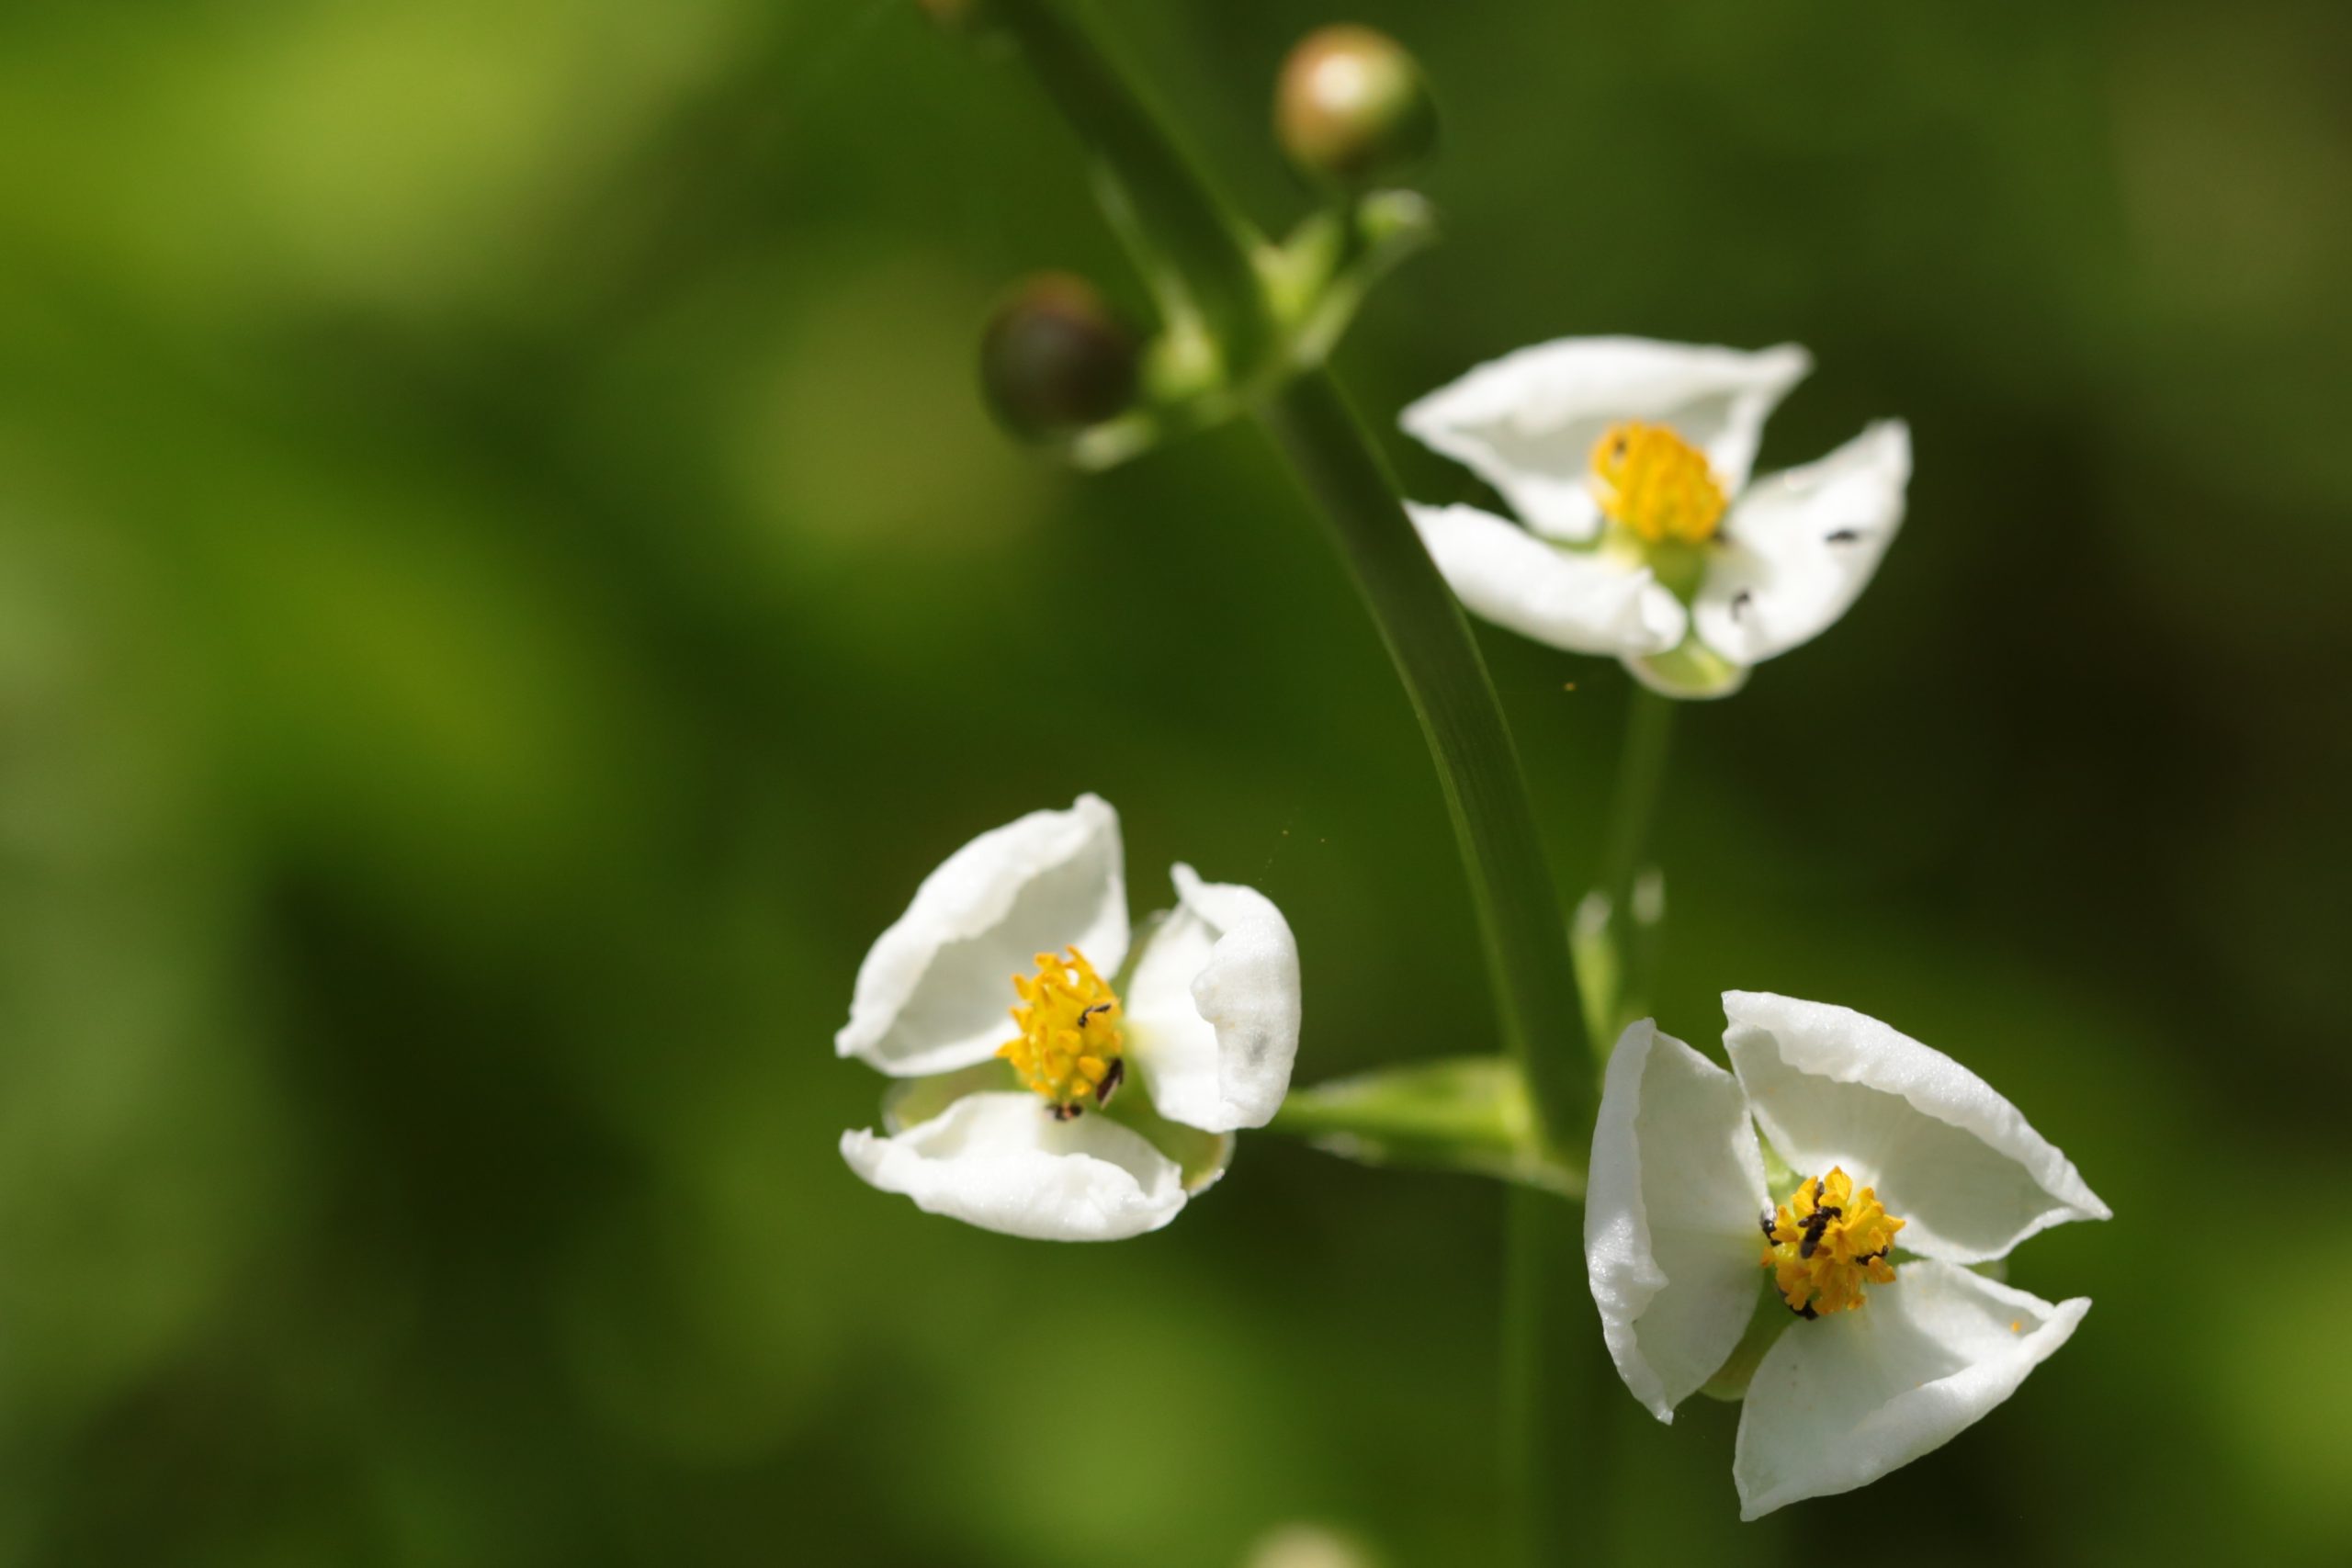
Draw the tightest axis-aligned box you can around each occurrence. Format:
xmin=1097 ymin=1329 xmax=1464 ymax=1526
xmin=998 ymin=948 xmax=1125 ymax=1119
xmin=1761 ymin=1167 xmax=1906 ymax=1319
xmin=1589 ymin=422 xmax=1728 ymax=544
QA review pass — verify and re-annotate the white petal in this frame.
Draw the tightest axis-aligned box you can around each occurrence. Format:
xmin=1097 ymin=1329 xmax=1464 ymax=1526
xmin=1408 ymin=502 xmax=1685 ymax=657
xmin=1399 ymin=337 xmax=1812 ymax=541
xmin=1691 ymin=422 xmax=1912 ymax=667
xmin=1723 ymin=992 xmax=2109 ymax=1264
xmin=1733 ymin=1259 xmax=2090 ymax=1518
xmin=835 ymin=795 xmax=1128 ymax=1077
xmin=839 ymin=1091 xmax=1186 ymax=1242
xmin=1122 ymin=865 xmax=1302 ymax=1134
xmin=1585 ymin=1020 xmax=1773 ymax=1423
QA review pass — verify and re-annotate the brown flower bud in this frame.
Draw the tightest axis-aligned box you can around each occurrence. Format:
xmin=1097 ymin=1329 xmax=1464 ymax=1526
xmin=979 ymin=273 xmax=1140 ymax=440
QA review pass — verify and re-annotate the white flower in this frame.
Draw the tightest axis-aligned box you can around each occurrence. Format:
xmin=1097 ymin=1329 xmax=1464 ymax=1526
xmin=836 ymin=795 xmax=1302 ymax=1242
xmin=1399 ymin=337 xmax=1911 ymax=698
xmin=1585 ymin=991 xmax=2109 ymax=1517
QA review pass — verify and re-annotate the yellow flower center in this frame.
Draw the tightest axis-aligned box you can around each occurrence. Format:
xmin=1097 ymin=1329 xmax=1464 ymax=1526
xmin=1589 ymin=422 xmax=1728 ymax=544
xmin=998 ymin=948 xmax=1125 ymax=1120
xmin=1760 ymin=1167 xmax=1906 ymax=1319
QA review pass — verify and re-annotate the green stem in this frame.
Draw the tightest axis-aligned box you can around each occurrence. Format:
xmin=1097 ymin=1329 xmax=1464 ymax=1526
xmin=1268 ymin=1055 xmax=1580 ymax=1195
xmin=1257 ymin=372 xmax=1589 ymax=1145
xmin=1586 ymin=685 xmax=1676 ymax=1047
xmin=1595 ymin=685 xmax=1674 ymax=916
xmin=1257 ymin=377 xmax=1592 ymax=1565
xmin=989 ymin=0 xmax=1271 ymax=374
xmin=1503 ymin=1187 xmax=1611 ymax=1568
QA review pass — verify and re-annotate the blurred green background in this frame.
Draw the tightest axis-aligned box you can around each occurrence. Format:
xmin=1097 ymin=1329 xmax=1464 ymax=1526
xmin=3 ymin=1 xmax=2347 ymax=1563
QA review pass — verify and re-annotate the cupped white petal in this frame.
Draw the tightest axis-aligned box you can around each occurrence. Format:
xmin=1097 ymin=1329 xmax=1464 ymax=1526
xmin=1690 ymin=422 xmax=1912 ymax=667
xmin=1408 ymin=502 xmax=1685 ymax=657
xmin=1586 ymin=1021 xmax=1774 ymax=1422
xmin=1733 ymin=1259 xmax=2090 ymax=1518
xmin=1398 ymin=338 xmax=1813 ymax=541
xmin=840 ymin=1091 xmax=1186 ymax=1242
xmin=1122 ymin=865 xmax=1302 ymax=1134
xmin=836 ymin=795 xmax=1129 ymax=1078
xmin=1723 ymin=992 xmax=2109 ymax=1265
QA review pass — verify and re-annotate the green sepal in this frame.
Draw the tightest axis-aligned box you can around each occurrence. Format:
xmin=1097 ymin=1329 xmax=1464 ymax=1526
xmin=1101 ymin=1088 xmax=1235 ymax=1195
xmin=1269 ymin=1056 xmax=1581 ymax=1195
xmin=1628 ymin=636 xmax=1749 ymax=701
xmin=881 ymin=1058 xmax=1021 ymax=1134
xmin=1701 ymin=1274 xmax=1796 ymax=1403
xmin=1641 ymin=537 xmax=1711 ymax=603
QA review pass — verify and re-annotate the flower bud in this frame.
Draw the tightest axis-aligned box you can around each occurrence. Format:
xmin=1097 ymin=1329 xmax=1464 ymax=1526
xmin=1275 ymin=25 xmax=1438 ymax=188
xmin=979 ymin=273 xmax=1140 ymax=440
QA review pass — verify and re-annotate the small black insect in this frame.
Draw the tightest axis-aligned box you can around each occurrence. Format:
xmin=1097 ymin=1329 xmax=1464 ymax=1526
xmin=1094 ymin=1057 xmax=1125 ymax=1107
xmin=1826 ymin=527 xmax=1862 ymax=546
xmin=1796 ymin=1189 xmax=1834 ymax=1259
xmin=1077 ymin=1002 xmax=1113 ymax=1029
xmin=1049 ymin=1101 xmax=1085 ymax=1122
xmin=1759 ymin=1209 xmax=1780 ymax=1239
